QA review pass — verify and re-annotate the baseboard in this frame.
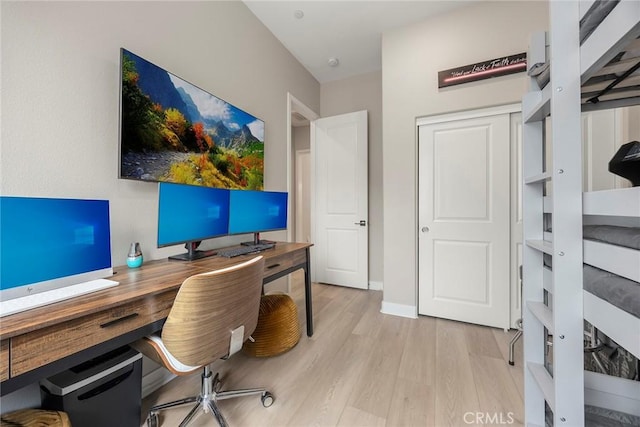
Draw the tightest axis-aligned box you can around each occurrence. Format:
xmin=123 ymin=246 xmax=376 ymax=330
xmin=380 ymin=300 xmax=417 ymax=319
xmin=142 ymin=367 xmax=176 ymax=398
xmin=368 ymin=280 xmax=383 ymax=291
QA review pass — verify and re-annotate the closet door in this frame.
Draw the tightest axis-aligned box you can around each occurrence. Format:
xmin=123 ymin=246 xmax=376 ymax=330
xmin=418 ymin=111 xmax=511 ymax=329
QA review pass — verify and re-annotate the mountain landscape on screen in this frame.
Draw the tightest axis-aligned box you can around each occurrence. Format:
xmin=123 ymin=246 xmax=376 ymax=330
xmin=119 ymin=49 xmax=264 ymax=189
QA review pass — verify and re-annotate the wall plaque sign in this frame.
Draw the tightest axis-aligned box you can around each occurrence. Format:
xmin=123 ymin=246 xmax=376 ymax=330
xmin=438 ymin=52 xmax=527 ymax=88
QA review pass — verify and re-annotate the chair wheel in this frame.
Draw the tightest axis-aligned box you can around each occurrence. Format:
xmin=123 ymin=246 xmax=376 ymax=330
xmin=147 ymin=412 xmax=159 ymax=427
xmin=261 ymin=391 xmax=274 ymax=407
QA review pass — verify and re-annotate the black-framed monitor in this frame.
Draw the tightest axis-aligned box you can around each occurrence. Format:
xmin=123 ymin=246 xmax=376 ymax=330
xmin=157 ymin=182 xmax=230 ymax=261
xmin=228 ymin=189 xmax=288 ymax=246
xmin=0 ymin=196 xmax=113 ymax=301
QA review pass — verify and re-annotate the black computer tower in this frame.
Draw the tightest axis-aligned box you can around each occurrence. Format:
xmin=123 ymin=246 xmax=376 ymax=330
xmin=40 ymin=346 xmax=142 ymax=427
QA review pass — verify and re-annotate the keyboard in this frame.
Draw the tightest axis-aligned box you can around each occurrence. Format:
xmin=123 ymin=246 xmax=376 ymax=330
xmin=0 ymin=278 xmax=119 ymax=317
xmin=218 ymin=243 xmax=275 ymax=258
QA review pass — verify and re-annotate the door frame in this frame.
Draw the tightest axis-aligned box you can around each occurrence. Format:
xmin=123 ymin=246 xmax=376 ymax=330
xmin=510 ymin=112 xmax=524 ymax=329
xmin=286 ymin=94 xmax=319 ymax=289
xmin=287 ymin=92 xmax=319 ymax=243
xmin=416 ymin=103 xmax=521 ymax=327
xmin=416 ymin=104 xmax=521 ymax=127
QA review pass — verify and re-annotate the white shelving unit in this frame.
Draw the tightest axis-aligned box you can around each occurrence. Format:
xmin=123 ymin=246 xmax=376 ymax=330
xmin=522 ymin=1 xmax=640 ymax=425
xmin=522 ymin=3 xmax=585 ymax=425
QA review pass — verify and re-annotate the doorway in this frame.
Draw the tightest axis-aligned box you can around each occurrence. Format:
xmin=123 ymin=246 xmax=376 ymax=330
xmin=287 ymin=95 xmax=369 ymax=289
xmin=287 ymin=92 xmax=318 ymax=245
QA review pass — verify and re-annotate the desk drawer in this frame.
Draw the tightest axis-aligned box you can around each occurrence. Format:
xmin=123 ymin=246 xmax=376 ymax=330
xmin=263 ymin=249 xmax=307 ymax=279
xmin=1 ymin=340 xmax=8 ymax=381
xmin=10 ymin=291 xmax=176 ymax=377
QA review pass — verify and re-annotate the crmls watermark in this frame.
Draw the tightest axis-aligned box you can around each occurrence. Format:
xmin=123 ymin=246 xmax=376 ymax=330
xmin=463 ymin=412 xmax=515 ymax=425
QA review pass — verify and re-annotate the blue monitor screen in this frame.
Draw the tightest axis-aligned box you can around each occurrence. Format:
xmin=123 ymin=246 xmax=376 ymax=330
xmin=0 ymin=197 xmax=112 ymax=293
xmin=228 ymin=190 xmax=288 ymax=235
xmin=157 ymin=183 xmax=230 ymax=247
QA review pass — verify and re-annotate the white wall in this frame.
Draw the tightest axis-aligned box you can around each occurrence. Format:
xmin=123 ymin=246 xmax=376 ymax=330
xmin=624 ymin=106 xmax=640 ymax=141
xmin=1 ymin=1 xmax=320 ymax=268
xmin=582 ymin=106 xmax=640 ymax=191
xmin=381 ymin=1 xmax=548 ymax=311
xmin=320 ymin=70 xmax=383 ymax=288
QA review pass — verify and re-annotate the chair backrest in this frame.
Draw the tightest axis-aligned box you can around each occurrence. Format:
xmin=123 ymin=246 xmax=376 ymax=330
xmin=161 ymin=256 xmax=265 ymax=367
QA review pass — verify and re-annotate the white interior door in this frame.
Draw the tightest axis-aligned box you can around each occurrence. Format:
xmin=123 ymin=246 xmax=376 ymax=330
xmin=312 ymin=110 xmax=368 ymax=289
xmin=418 ymin=110 xmax=511 ymax=329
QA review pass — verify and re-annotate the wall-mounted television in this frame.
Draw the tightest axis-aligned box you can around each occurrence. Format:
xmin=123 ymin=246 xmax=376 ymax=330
xmin=0 ymin=196 xmax=113 ymax=301
xmin=228 ymin=189 xmax=288 ymax=245
xmin=119 ymin=48 xmax=265 ymax=190
xmin=157 ymin=182 xmax=230 ymax=261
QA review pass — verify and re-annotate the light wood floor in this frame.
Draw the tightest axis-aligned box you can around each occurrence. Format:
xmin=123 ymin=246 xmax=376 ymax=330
xmin=142 ymin=273 xmax=524 ymax=427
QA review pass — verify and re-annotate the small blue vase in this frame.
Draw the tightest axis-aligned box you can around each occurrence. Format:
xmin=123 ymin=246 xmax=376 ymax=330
xmin=127 ymin=242 xmax=143 ymax=268
xmin=127 ymin=255 xmax=143 ymax=268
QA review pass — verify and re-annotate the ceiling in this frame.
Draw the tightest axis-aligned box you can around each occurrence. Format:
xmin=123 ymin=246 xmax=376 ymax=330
xmin=244 ymin=1 xmax=475 ymax=84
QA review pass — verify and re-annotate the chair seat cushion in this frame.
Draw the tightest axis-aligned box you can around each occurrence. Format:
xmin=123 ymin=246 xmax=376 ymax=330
xmin=243 ymin=294 xmax=301 ymax=357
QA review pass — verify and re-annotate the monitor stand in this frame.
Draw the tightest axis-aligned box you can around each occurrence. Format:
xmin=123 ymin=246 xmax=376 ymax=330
xmin=169 ymin=241 xmax=217 ymax=261
xmin=241 ymin=232 xmax=275 ymax=247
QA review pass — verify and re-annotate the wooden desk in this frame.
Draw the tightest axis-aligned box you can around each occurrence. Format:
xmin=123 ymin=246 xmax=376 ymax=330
xmin=0 ymin=242 xmax=312 ymax=395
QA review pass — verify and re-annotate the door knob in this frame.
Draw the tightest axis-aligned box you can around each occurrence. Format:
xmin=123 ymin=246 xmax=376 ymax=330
xmin=355 ymin=220 xmax=367 ymax=226
xmin=421 ymin=226 xmax=430 ymax=233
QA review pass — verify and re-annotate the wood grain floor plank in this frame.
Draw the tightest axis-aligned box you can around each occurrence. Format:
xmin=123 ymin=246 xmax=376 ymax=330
xmin=434 ymin=318 xmax=482 ymax=427
xmin=348 ymin=315 xmax=411 ymax=418
xmin=337 ymin=406 xmax=386 ymax=427
xmin=288 ymin=334 xmax=375 ymax=427
xmin=464 ymin=322 xmax=505 ymax=360
xmin=469 ymin=354 xmax=525 ymax=426
xmin=351 ymin=289 xmax=385 ymax=339
xmin=397 ymin=314 xmax=437 ymax=386
xmin=142 ymin=283 xmax=524 ymax=427
xmin=386 ymin=378 xmax=436 ymax=427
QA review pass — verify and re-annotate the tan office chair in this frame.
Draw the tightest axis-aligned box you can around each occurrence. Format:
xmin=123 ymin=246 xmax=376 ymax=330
xmin=132 ymin=256 xmax=273 ymax=427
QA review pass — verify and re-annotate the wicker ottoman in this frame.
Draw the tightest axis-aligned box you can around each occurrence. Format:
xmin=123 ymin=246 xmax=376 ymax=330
xmin=243 ymin=294 xmax=301 ymax=357
xmin=0 ymin=409 xmax=71 ymax=427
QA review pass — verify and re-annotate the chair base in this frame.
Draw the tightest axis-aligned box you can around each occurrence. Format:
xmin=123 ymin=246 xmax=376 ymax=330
xmin=147 ymin=366 xmax=273 ymax=427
